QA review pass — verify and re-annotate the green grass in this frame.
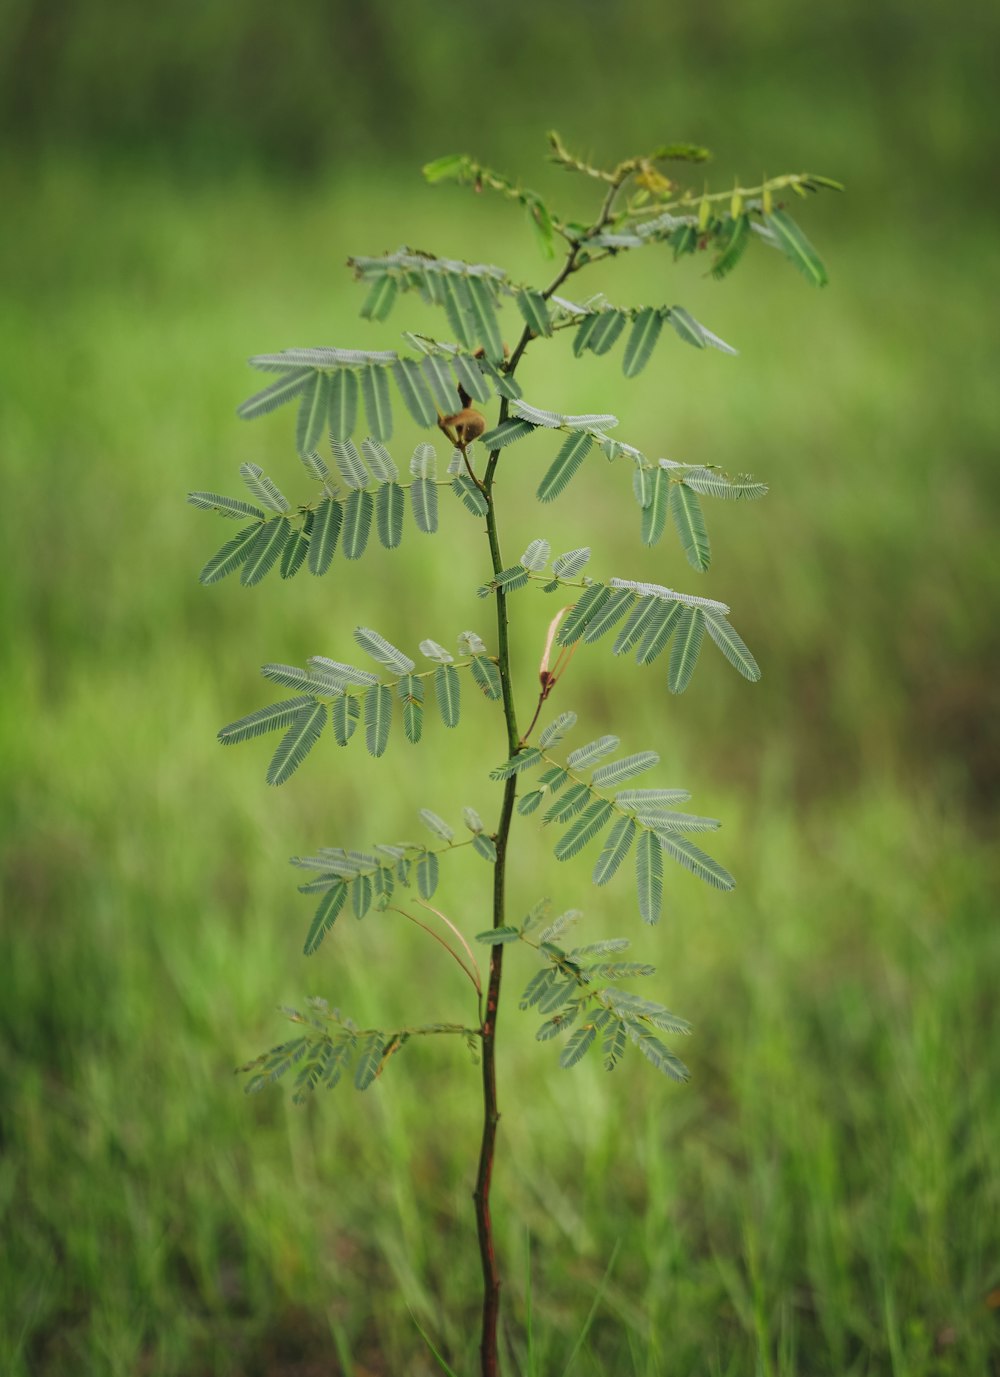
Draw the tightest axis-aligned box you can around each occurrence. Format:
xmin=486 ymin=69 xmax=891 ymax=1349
xmin=1 ymin=158 xmax=997 ymax=1376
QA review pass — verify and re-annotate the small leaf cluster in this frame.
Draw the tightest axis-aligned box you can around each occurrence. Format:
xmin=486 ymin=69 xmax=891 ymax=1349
xmin=291 ymin=805 xmax=496 ymax=956
xmin=477 ymin=906 xmax=691 ymax=1081
xmin=493 ymin=715 xmax=733 ymax=924
xmin=240 ymin=999 xmax=478 ymax=1103
xmin=218 ymin=628 xmax=502 ymax=784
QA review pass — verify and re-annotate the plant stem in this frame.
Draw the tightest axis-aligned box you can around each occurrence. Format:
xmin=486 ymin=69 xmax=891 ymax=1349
xmin=473 ymin=197 xmax=620 ymax=1372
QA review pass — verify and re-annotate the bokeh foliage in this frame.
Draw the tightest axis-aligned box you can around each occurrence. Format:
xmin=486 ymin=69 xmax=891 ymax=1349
xmin=1 ymin=5 xmax=999 ymax=1374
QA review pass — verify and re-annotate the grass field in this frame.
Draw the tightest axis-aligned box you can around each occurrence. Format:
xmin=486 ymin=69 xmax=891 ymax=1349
xmin=1 ymin=158 xmax=998 ymax=1375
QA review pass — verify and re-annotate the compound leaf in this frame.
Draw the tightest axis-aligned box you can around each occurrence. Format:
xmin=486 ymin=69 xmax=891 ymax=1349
xmin=553 ymin=798 xmax=615 ymax=861
xmin=328 ymin=368 xmax=359 ymax=442
xmin=237 ymin=367 xmax=314 ymax=421
xmin=199 ymin=522 xmax=262 ymax=584
xmin=622 ymin=307 xmax=664 ymax=378
xmin=330 ymin=693 xmax=361 ymax=746
xmin=303 ymin=881 xmax=348 ymax=955
xmin=308 ymin=498 xmax=342 ymax=574
xmin=361 ymin=364 xmax=393 ymax=442
xmin=342 ymin=488 xmax=374 ymax=560
xmin=364 ymin=683 xmax=392 ymax=757
xmin=667 ymin=607 xmax=704 ymax=694
xmin=354 ymin=626 xmax=414 ymax=674
xmin=435 ymin=663 xmax=461 ymax=727
xmin=592 ymin=815 xmax=637 ymax=886
xmin=297 ymin=371 xmax=331 ymax=457
xmin=240 ymin=517 xmax=290 ymax=586
xmin=392 ymin=358 xmax=439 ymax=427
xmin=219 ymin=696 xmax=313 ymax=745
xmin=635 ymin=828 xmax=663 ymax=924
xmin=537 ymin=431 xmax=592 ymax=503
xmin=267 ymin=701 xmax=327 ymax=785
xmin=376 ymin=480 xmax=405 ymax=549
xmin=765 ymin=209 xmax=829 ymax=287
xmin=669 ymin=481 xmax=711 ymax=571
xmin=658 ymin=834 xmax=735 ymax=890
xmin=703 ymin=610 xmax=761 ymax=681
xmin=411 ymin=477 xmax=439 ymax=534
xmin=590 ymin=752 xmax=659 ymax=788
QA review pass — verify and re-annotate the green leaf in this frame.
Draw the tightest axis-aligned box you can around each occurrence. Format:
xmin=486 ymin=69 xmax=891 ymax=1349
xmin=517 ymin=289 xmax=552 ymax=338
xmin=538 ymin=711 xmax=577 ymax=749
xmin=361 ymin=438 xmax=398 ymax=482
xmin=560 ymin=1023 xmax=598 ymax=1069
xmin=303 ymin=881 xmax=348 ymax=955
xmin=551 ymin=547 xmax=590 ymax=579
xmin=520 ymin=538 xmax=550 ymax=572
xmin=554 ymin=799 xmax=615 ymax=861
xmin=451 ymin=475 xmax=488 ymax=517
xmin=237 ymin=367 xmax=314 ymax=421
xmin=581 ymin=588 xmax=634 ymax=644
xmin=479 ymin=418 xmax=536 ymax=450
xmin=667 ymin=306 xmax=707 ymax=350
xmin=352 ymin=872 xmax=373 ymax=919
xmin=632 ymin=465 xmax=653 ymax=510
xmin=354 ymin=1031 xmax=384 ymax=1090
xmin=765 ymin=209 xmax=829 ymax=286
xmin=711 ymin=212 xmax=751 ymax=280
xmin=543 ymin=783 xmax=592 ymax=825
xmin=198 ymin=522 xmax=262 ymax=584
xmin=280 ymin=521 xmax=310 ymax=579
xmin=668 ymin=607 xmax=704 ymax=694
xmin=592 ymin=815 xmax=637 ymax=886
xmin=330 ymin=693 xmax=361 ymax=746
xmin=703 ymin=611 xmax=761 ymax=682
xmin=669 ymin=481 xmax=711 ymax=571
xmin=240 ymin=462 xmax=289 ymax=513
xmin=476 ymin=926 xmax=520 ymax=945
xmin=537 ymin=431 xmax=592 ymax=503
xmin=645 ymin=811 xmax=720 ymax=835
xmin=342 ymin=488 xmax=373 ymax=560
xmin=602 ymin=1018 xmax=628 ymax=1069
xmin=520 ymin=967 xmax=558 ymax=1009
xmin=392 ymin=358 xmax=439 ymax=427
xmin=331 ymin=438 xmax=368 ymax=489
xmin=490 ymin=748 xmax=543 ymax=780
xmin=416 ymin=850 xmax=440 ymax=899
xmin=517 ymin=790 xmax=544 ymax=815
xmin=420 ymin=354 xmax=459 ymax=412
xmin=397 ymin=674 xmax=424 ymax=744
xmin=635 ymin=829 xmax=663 ymax=924
xmin=591 ymin=752 xmax=659 ymax=788
xmin=439 ymin=274 xmax=477 ymax=350
xmin=328 ymin=369 xmax=359 ymax=443
xmin=297 ymin=371 xmax=331 ymax=457
xmin=572 ymin=313 xmax=602 ymax=357
xmin=219 ymin=696 xmax=313 ymax=744
xmin=633 ymin=601 xmax=681 ymax=667
xmin=308 ymin=498 xmax=342 ymax=574
xmin=616 ymin=787 xmax=691 ymax=809
xmin=354 ymin=626 xmax=414 ymax=674
xmin=364 ymin=683 xmax=392 ymax=757
xmin=419 ymin=638 xmax=454 ymax=664
xmin=188 ymin=491 xmax=265 ymax=521
xmin=411 ymin=477 xmax=439 ymax=534
xmin=658 ymin=834 xmax=735 ymax=890
xmin=612 ymin=596 xmax=659 ymax=655
xmin=375 ymin=481 xmax=405 ymax=549
xmin=466 ymin=275 xmax=505 ymax=362
xmin=450 ymin=352 xmax=492 ymax=404
xmin=267 ymin=701 xmax=327 ymax=785
xmin=470 ymin=655 xmax=502 ymax=700
xmin=622 ymin=307 xmax=664 ymax=379
xmin=419 ymin=808 xmax=454 ymax=842
xmin=641 ymin=467 xmax=668 ymax=546
xmin=360 ymin=364 xmax=393 ymax=441
xmin=567 ymin=735 xmax=619 ymax=769
xmin=626 ymin=1027 xmax=689 ymax=1082
xmin=586 ymin=309 xmax=627 ymax=356
xmin=681 ymin=469 xmax=768 ymax=501
xmin=423 ymin=153 xmax=468 ymax=183
xmin=491 ymin=566 xmax=530 ymax=593
xmin=558 ymin=584 xmax=611 ymax=644
xmin=261 ymin=663 xmax=310 ymax=691
xmin=240 ymin=517 xmax=291 ymax=586
xmin=435 ymin=663 xmax=461 ymax=727
xmin=360 ymin=275 xmax=398 ymax=322
xmin=409 ymin=442 xmax=437 ymax=479
xmin=472 ymin=833 xmax=497 ymax=863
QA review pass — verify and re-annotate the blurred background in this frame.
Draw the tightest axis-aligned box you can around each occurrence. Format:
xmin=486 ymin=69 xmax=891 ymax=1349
xmin=1 ymin=3 xmax=998 ymax=1374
